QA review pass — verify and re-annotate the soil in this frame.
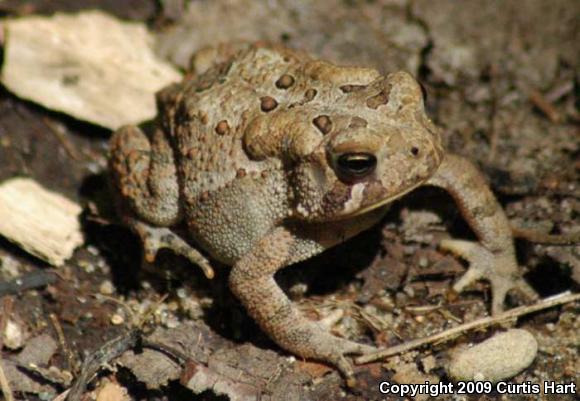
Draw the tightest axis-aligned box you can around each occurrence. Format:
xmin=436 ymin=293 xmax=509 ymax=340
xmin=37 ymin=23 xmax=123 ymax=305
xmin=0 ymin=1 xmax=578 ymax=400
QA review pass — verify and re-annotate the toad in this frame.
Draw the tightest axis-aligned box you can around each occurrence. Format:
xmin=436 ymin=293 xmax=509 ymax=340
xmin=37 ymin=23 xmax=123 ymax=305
xmin=109 ymin=43 xmax=538 ymax=385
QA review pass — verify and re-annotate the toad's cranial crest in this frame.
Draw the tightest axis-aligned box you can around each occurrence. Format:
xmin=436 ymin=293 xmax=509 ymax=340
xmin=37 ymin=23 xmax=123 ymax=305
xmin=109 ymin=43 xmax=537 ymax=386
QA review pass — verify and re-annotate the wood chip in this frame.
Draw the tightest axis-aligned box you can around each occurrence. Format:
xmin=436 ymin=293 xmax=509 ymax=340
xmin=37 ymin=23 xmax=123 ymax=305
xmin=0 ymin=11 xmax=182 ymax=130
xmin=95 ymin=381 xmax=130 ymax=401
xmin=0 ymin=178 xmax=83 ymax=266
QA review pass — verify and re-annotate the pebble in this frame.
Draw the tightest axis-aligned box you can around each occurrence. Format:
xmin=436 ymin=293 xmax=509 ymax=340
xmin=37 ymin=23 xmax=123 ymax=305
xmin=448 ymin=329 xmax=537 ymax=382
xmin=165 ymin=317 xmax=180 ymax=329
xmin=0 ymin=255 xmax=21 ymax=278
xmin=78 ymin=260 xmax=95 ymax=273
xmin=110 ymin=314 xmax=125 ymax=325
xmin=3 ymin=319 xmax=27 ymax=349
xmin=99 ymin=279 xmax=115 ymax=295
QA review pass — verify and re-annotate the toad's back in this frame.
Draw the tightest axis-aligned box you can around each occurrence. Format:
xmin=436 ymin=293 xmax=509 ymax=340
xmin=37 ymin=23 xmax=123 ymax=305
xmin=156 ymin=44 xmax=384 ymax=205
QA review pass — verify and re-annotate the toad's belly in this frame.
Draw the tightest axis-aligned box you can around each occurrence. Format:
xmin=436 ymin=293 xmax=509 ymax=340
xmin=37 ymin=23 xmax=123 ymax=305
xmin=185 ymin=171 xmax=290 ymax=264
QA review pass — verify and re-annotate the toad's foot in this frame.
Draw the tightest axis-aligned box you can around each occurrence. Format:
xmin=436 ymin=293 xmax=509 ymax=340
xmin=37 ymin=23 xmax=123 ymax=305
xmin=132 ymin=220 xmax=214 ymax=279
xmin=427 ymin=154 xmax=539 ymax=314
xmin=441 ymin=239 xmax=538 ymax=315
xmin=279 ymin=321 xmax=377 ymax=387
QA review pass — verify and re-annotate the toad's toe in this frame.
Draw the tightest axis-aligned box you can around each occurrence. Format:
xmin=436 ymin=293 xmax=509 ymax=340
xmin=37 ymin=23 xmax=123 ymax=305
xmin=441 ymin=239 xmax=538 ymax=314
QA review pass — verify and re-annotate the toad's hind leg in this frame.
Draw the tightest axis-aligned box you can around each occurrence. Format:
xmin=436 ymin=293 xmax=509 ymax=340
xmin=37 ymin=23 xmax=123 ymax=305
xmin=109 ymin=127 xmax=213 ymax=277
xmin=109 ymin=126 xmax=180 ymax=226
xmin=427 ymin=154 xmax=537 ymax=314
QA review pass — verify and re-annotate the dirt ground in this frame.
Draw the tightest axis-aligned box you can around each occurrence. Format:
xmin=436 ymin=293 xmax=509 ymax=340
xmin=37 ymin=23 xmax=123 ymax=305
xmin=0 ymin=1 xmax=578 ymax=400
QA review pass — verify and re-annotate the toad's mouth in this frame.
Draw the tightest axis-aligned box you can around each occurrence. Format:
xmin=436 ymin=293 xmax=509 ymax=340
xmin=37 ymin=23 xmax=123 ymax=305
xmin=343 ymin=179 xmax=428 ymax=219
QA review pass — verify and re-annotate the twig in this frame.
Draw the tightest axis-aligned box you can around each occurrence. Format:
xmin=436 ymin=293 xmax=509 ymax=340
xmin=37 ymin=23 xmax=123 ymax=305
xmin=0 ymin=297 xmax=15 ymax=401
xmin=529 ymin=89 xmax=561 ymax=123
xmin=355 ymin=292 xmax=580 ymax=364
xmin=65 ymin=329 xmax=141 ymax=401
xmin=50 ymin=313 xmax=78 ymax=374
xmin=545 ymin=81 xmax=574 ymax=103
xmin=0 ymin=358 xmax=14 ymax=401
xmin=511 ymin=226 xmax=580 ymax=245
xmin=0 ymin=271 xmax=57 ymax=297
xmin=141 ymin=339 xmax=191 ymax=365
xmin=63 ymin=321 xmax=198 ymax=401
xmin=42 ymin=117 xmax=82 ymax=161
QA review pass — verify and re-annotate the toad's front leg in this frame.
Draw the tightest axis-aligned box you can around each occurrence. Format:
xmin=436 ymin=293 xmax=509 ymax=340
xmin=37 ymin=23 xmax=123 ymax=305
xmin=229 ymin=227 xmax=376 ymax=386
xmin=427 ymin=154 xmax=538 ymax=314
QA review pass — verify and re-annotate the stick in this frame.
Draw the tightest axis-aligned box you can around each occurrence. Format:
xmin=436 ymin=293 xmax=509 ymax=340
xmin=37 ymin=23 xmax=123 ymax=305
xmin=511 ymin=226 xmax=580 ymax=245
xmin=50 ymin=313 xmax=78 ymax=374
xmin=65 ymin=330 xmax=141 ymax=401
xmin=355 ymin=292 xmax=580 ymax=364
xmin=529 ymin=90 xmax=561 ymax=123
xmin=141 ymin=339 xmax=191 ymax=365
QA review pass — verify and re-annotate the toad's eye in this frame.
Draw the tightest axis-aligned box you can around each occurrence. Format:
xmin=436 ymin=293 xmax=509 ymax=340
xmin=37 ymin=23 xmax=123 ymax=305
xmin=336 ymin=153 xmax=377 ymax=180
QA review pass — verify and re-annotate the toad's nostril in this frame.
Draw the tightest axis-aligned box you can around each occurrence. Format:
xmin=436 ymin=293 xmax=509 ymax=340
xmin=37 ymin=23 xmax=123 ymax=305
xmin=410 ymin=146 xmax=420 ymax=156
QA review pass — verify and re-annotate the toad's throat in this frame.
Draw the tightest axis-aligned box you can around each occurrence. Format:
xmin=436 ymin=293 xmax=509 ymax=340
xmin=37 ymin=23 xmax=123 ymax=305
xmin=345 ymin=179 xmax=427 ymax=218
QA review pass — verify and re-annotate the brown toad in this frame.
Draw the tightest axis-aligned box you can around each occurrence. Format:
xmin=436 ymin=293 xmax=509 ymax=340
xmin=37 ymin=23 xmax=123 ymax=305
xmin=109 ymin=43 xmax=536 ymax=385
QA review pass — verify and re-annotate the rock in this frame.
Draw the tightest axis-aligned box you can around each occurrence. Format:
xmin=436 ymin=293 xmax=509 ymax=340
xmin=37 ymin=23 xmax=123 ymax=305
xmin=3 ymin=318 xmax=28 ymax=350
xmin=448 ymin=329 xmax=538 ymax=382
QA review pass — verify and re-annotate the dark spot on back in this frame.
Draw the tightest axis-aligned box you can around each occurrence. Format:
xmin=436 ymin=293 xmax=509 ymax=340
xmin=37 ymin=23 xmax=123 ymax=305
xmin=366 ymin=84 xmax=392 ymax=109
xmin=276 ymin=74 xmax=295 ymax=89
xmin=194 ymin=61 xmax=232 ymax=93
xmin=313 ymin=115 xmax=333 ymax=134
xmin=340 ymin=84 xmax=367 ymax=93
xmin=260 ymin=96 xmax=278 ymax=112
xmin=287 ymin=88 xmax=318 ymax=109
xmin=304 ymin=88 xmax=317 ymax=102
xmin=349 ymin=116 xmax=368 ymax=129
xmin=215 ymin=120 xmax=230 ymax=135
